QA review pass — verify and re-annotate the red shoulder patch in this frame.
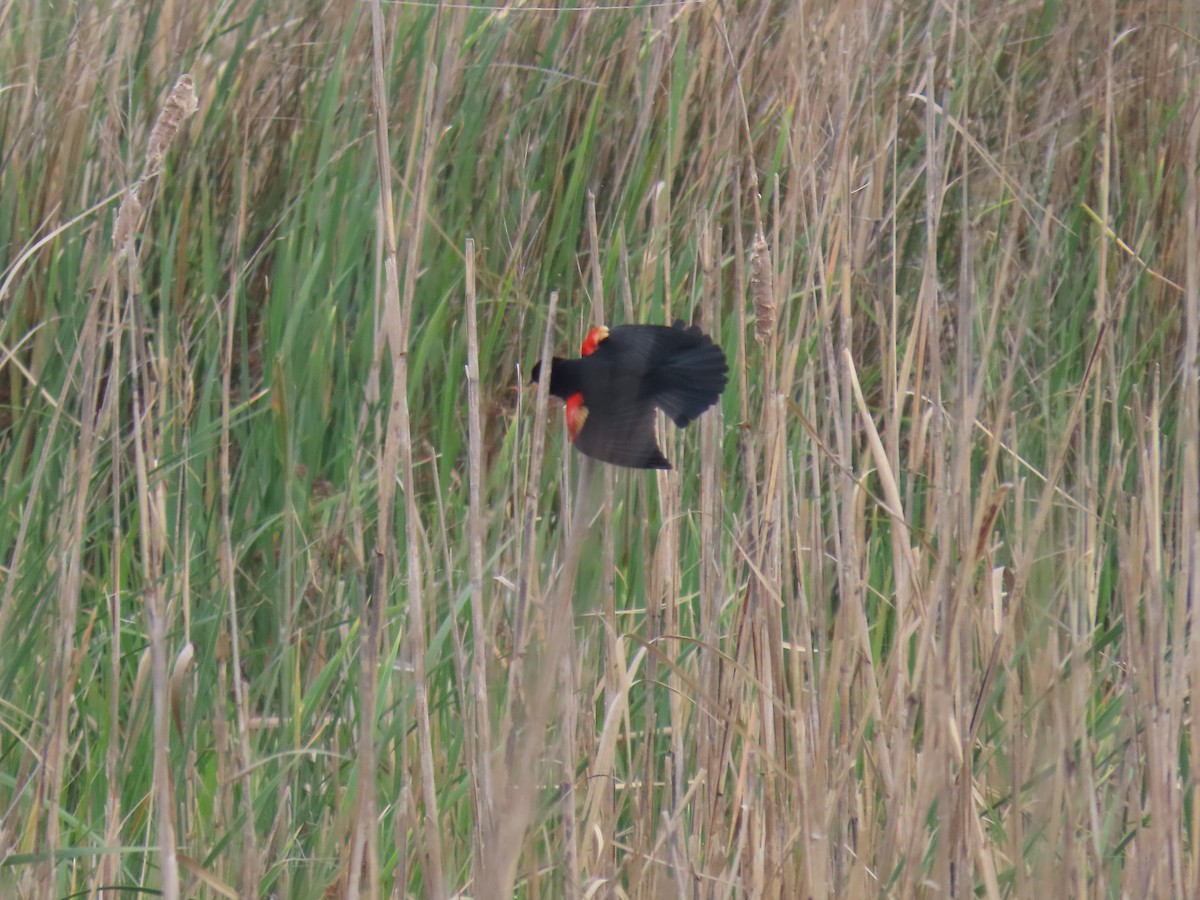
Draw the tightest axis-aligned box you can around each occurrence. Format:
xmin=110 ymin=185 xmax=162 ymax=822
xmin=565 ymin=392 xmax=589 ymax=441
xmin=580 ymin=325 xmax=610 ymax=356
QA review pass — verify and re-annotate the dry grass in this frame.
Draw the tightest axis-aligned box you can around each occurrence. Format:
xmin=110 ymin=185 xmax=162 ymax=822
xmin=0 ymin=0 xmax=1198 ymax=897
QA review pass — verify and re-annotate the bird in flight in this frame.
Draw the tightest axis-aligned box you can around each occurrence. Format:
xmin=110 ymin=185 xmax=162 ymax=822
xmin=530 ymin=320 xmax=728 ymax=469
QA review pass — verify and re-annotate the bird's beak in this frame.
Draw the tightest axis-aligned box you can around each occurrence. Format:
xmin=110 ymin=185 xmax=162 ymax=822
xmin=529 ymin=360 xmax=542 ymax=385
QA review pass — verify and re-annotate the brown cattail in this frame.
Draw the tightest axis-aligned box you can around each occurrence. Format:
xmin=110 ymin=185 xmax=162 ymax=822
xmin=112 ymin=185 xmax=142 ymax=252
xmin=114 ymin=75 xmax=198 ymax=256
xmin=145 ymin=74 xmax=199 ymax=177
xmin=750 ymin=230 xmax=775 ymax=343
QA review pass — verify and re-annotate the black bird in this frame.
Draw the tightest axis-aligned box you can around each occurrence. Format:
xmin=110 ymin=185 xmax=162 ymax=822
xmin=530 ymin=320 xmax=728 ymax=469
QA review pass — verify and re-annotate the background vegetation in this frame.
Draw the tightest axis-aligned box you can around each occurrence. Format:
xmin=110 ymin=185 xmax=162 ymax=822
xmin=1 ymin=0 xmax=1198 ymax=897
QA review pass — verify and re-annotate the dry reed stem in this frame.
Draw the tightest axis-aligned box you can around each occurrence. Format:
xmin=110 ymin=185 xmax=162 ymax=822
xmin=1184 ymin=51 xmax=1200 ymax=897
xmin=512 ymin=290 xmax=559 ymax=698
xmin=584 ymin=190 xmax=621 ymax=891
xmin=101 ymin=71 xmax=197 ymax=900
xmin=462 ymin=237 xmax=497 ymax=884
xmin=479 ymin=290 xmax=556 ymax=898
xmin=481 ymin=457 xmax=596 ymax=898
xmin=213 ymin=129 xmax=262 ymax=898
xmin=5 ymin=70 xmax=194 ymax=897
xmin=354 ymin=6 xmax=401 ymax=895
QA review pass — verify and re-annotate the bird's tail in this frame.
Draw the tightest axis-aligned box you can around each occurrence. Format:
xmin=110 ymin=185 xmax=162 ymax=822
xmin=652 ymin=339 xmax=729 ymax=427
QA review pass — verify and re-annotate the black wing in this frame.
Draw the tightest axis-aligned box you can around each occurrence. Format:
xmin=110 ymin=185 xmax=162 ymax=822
xmin=597 ymin=321 xmax=728 ymax=427
xmin=573 ymin=398 xmax=671 ymax=469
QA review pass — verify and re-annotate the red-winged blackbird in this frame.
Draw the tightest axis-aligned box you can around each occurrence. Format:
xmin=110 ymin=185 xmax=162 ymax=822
xmin=530 ymin=320 xmax=728 ymax=469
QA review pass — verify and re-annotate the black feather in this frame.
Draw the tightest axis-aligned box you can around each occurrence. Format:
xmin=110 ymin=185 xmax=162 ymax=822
xmin=529 ymin=321 xmax=727 ymax=469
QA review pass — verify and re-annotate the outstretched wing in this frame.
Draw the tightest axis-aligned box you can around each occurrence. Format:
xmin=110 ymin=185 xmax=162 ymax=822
xmin=599 ymin=321 xmax=728 ymax=427
xmin=572 ymin=398 xmax=670 ymax=470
